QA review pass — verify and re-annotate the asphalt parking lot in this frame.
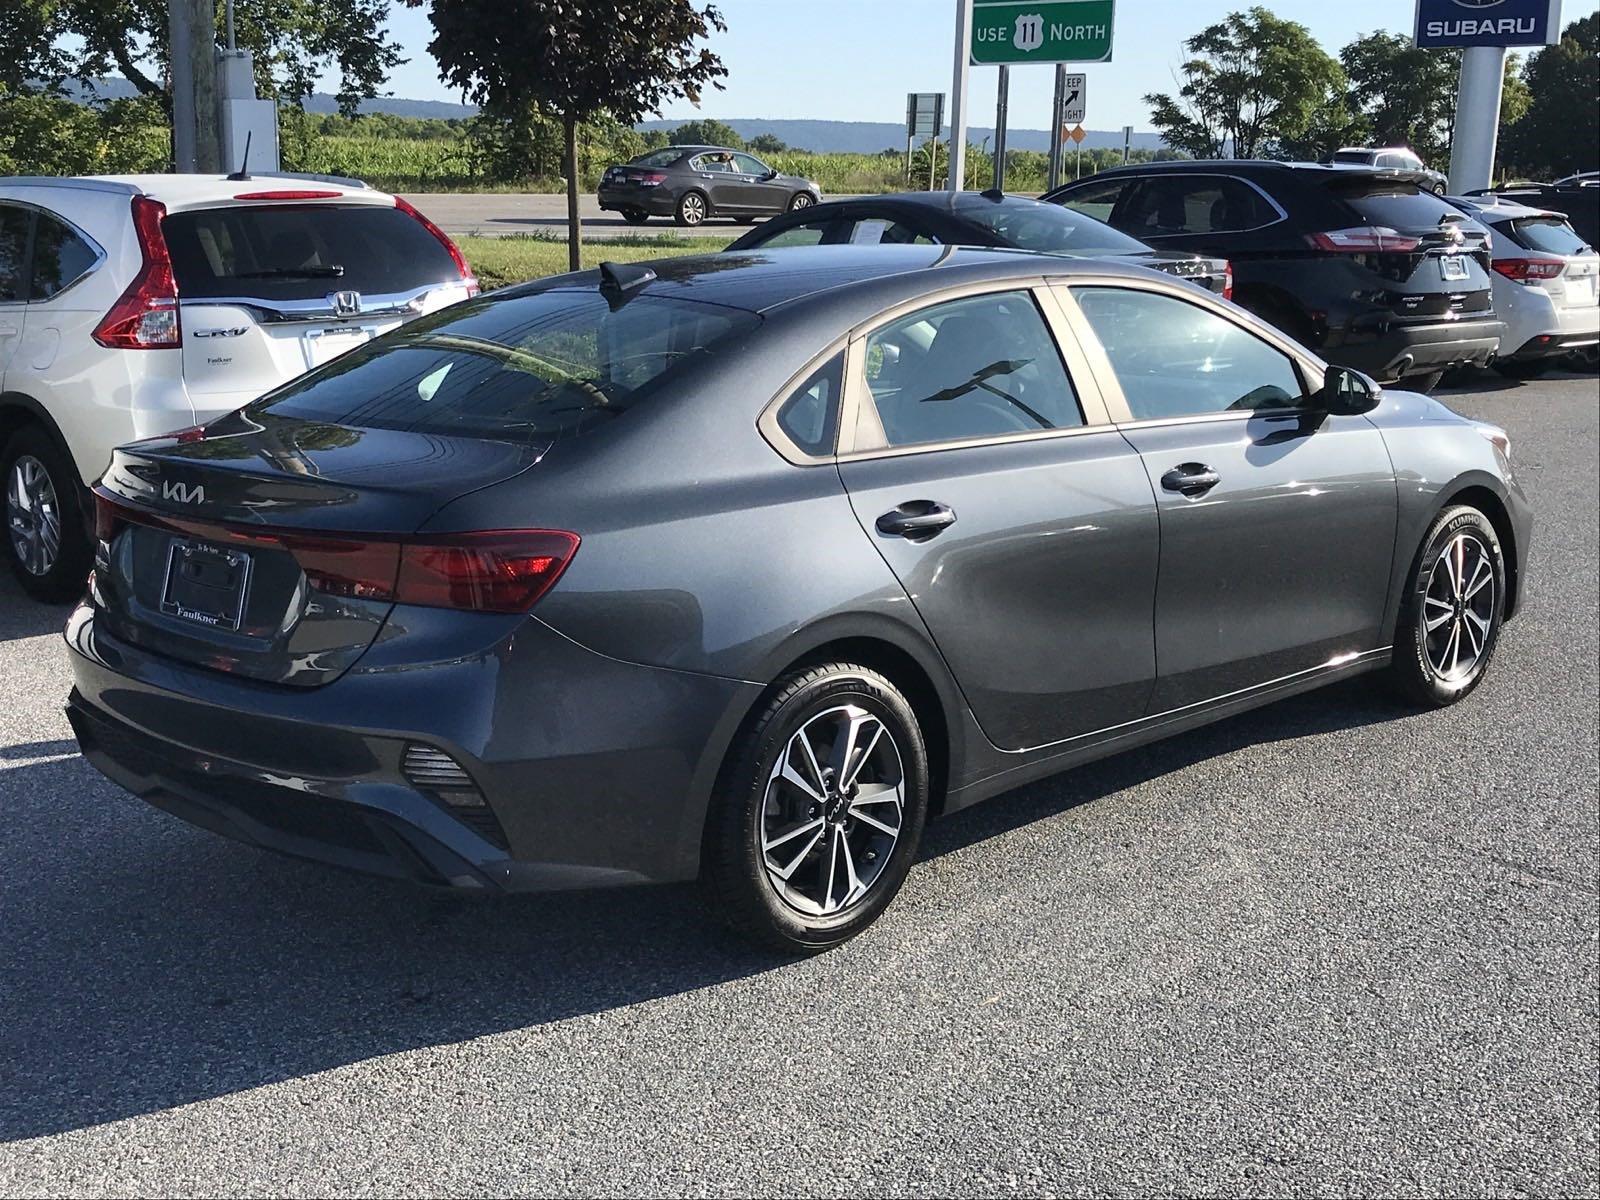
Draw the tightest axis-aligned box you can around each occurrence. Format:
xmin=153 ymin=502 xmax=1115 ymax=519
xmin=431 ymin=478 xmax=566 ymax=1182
xmin=1 ymin=372 xmax=1595 ymax=1197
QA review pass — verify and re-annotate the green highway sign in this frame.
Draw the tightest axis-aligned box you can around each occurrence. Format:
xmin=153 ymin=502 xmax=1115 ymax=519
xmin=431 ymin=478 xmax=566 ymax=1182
xmin=970 ymin=0 xmax=1115 ymax=65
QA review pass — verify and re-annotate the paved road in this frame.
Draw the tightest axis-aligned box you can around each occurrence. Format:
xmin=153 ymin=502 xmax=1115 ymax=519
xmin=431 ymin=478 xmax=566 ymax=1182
xmin=403 ymin=192 xmax=865 ymax=240
xmin=1 ymin=375 xmax=1595 ymax=1196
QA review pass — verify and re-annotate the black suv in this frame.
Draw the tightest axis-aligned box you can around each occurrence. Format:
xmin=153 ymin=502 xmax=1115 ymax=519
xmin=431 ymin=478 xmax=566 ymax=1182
xmin=1044 ymin=161 xmax=1499 ymax=390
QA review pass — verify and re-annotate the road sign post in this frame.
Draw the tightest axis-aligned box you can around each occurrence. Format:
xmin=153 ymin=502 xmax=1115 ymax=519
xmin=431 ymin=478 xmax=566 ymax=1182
xmin=993 ymin=66 xmax=1010 ymax=190
xmin=1047 ymin=65 xmax=1066 ymax=190
xmin=906 ymin=92 xmax=944 ymax=188
xmin=1122 ymin=123 xmax=1132 ymax=164
xmin=949 ymin=0 xmax=974 ymax=191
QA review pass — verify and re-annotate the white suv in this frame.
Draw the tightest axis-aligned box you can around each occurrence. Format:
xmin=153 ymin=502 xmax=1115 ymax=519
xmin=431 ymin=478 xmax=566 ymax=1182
xmin=0 ymin=174 xmax=477 ymax=599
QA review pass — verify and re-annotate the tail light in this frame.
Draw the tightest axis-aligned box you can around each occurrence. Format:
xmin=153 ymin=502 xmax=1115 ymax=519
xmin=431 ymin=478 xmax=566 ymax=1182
xmin=394 ymin=195 xmax=479 ymax=296
xmin=1308 ymin=227 xmax=1423 ymax=254
xmin=639 ymin=172 xmax=667 ymax=187
xmin=1222 ymin=262 xmax=1234 ymax=301
xmin=93 ymin=196 xmax=180 ymax=349
xmin=95 ymin=495 xmax=576 ymax=614
xmin=1492 ymin=256 xmax=1565 ymax=283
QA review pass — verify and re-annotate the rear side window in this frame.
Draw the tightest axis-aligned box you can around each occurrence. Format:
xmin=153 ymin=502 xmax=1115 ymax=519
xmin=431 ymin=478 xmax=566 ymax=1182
xmin=960 ymin=199 xmax=1148 ymax=255
xmin=1055 ymin=177 xmax=1133 ymax=222
xmin=163 ymin=205 xmax=459 ymax=302
xmin=776 ymin=354 xmax=843 ymax=456
xmin=1072 ymin=287 xmax=1306 ymax=421
xmin=758 ymin=221 xmax=834 ymax=248
xmin=254 ymin=290 xmax=759 ymax=441
xmin=1511 ymin=217 xmax=1591 ymax=255
xmin=0 ymin=205 xmax=29 ymax=302
xmin=30 ymin=213 xmax=99 ymax=299
xmin=863 ymin=290 xmax=1083 ymax=448
xmin=848 ymin=219 xmax=936 ymax=245
xmin=1123 ymin=178 xmax=1277 ymax=235
xmin=1339 ymin=188 xmax=1457 ymax=229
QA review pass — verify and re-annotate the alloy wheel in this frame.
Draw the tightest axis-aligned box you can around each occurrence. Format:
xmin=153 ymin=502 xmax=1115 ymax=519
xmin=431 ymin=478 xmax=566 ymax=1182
xmin=6 ymin=454 xmax=62 ymax=578
xmin=759 ymin=703 xmax=905 ymax=917
xmin=681 ymin=193 xmax=706 ymax=225
xmin=791 ymin=193 xmax=814 ymax=211
xmin=1422 ymin=531 xmax=1496 ymax=681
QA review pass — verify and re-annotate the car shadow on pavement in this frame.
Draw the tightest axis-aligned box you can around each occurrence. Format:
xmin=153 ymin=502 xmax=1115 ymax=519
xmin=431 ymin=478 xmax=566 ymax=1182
xmin=0 ymin=677 xmax=1401 ymax=1142
xmin=0 ymin=582 xmax=71 ymax=643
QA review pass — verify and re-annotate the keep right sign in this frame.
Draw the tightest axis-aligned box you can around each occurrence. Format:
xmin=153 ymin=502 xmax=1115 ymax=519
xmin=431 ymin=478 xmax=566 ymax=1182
xmin=1063 ymin=74 xmax=1087 ymax=125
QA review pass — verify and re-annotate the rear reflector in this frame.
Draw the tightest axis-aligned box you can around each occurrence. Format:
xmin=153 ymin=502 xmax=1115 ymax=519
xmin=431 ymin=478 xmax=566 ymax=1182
xmin=1492 ymin=256 xmax=1566 ymax=282
xmin=95 ymin=493 xmax=577 ymax=614
xmin=93 ymin=196 xmax=181 ymax=349
xmin=1308 ymin=226 xmax=1423 ymax=254
xmin=232 ymin=189 xmax=344 ymax=200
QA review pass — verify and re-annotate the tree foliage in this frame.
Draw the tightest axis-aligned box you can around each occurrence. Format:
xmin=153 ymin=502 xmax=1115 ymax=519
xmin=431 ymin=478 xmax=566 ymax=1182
xmin=667 ymin=117 xmax=743 ymax=149
xmin=405 ymin=0 xmax=727 ymax=268
xmin=748 ymin=132 xmax=788 ymax=155
xmin=0 ymin=1 xmax=402 ymax=116
xmin=1144 ymin=7 xmax=1346 ymax=159
xmin=1501 ymin=13 xmax=1599 ymax=179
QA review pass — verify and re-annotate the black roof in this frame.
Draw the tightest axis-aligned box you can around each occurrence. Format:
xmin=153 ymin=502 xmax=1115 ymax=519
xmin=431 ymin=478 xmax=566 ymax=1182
xmin=1067 ymin=159 xmax=1411 ymax=183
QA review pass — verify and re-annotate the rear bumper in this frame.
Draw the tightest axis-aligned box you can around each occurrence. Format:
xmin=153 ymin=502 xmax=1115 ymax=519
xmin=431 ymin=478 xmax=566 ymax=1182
xmin=1330 ymin=317 xmax=1501 ymax=382
xmin=596 ymin=186 xmax=677 ymax=216
xmin=1504 ymin=302 xmax=1600 ymax=360
xmin=65 ymin=603 xmax=761 ymax=893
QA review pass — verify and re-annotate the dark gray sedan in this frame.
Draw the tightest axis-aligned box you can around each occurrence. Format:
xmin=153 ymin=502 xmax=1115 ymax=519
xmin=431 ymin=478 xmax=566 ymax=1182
xmin=67 ymin=247 xmax=1530 ymax=953
xmin=597 ymin=144 xmax=820 ymax=226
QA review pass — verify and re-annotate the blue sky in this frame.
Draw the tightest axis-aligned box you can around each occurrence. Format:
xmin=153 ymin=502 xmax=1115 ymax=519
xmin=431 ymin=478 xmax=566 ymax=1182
xmin=373 ymin=1 xmax=1600 ymax=133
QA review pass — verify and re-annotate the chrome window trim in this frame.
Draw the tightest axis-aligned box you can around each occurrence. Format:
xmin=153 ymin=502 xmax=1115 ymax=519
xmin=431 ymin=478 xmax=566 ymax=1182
xmin=1067 ymin=170 xmax=1289 ymax=235
xmin=1051 ymin=277 xmax=1328 ymax=426
xmin=176 ymin=282 xmax=460 ymax=323
xmin=0 ymin=199 xmax=109 ymax=307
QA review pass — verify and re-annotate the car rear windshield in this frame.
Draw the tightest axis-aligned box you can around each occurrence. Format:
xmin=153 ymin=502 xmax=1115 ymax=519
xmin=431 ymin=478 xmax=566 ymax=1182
xmin=252 ymin=289 xmax=759 ymax=441
xmin=961 ymin=200 xmax=1149 ymax=255
xmin=1511 ymin=216 xmax=1591 ymax=255
xmin=1331 ymin=150 xmax=1373 ymax=164
xmin=163 ymin=204 xmax=460 ymax=301
xmin=1337 ymin=187 xmax=1458 ymax=230
xmin=630 ymin=149 xmax=684 ymax=168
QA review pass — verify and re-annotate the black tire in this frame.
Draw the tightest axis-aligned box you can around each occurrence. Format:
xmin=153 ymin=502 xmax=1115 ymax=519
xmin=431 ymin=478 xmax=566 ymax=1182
xmin=702 ymin=662 xmax=931 ymax=954
xmin=1432 ymin=182 xmax=1448 ymax=196
xmin=621 ymin=208 xmax=650 ymax=226
xmin=1493 ymin=359 xmax=1550 ymax=380
xmin=1405 ymin=369 xmax=1446 ymax=393
xmin=1 ymin=424 xmax=92 ymax=603
xmin=787 ymin=191 xmax=817 ymax=213
xmin=674 ymin=190 xmax=708 ymax=227
xmin=1387 ymin=505 xmax=1506 ymax=708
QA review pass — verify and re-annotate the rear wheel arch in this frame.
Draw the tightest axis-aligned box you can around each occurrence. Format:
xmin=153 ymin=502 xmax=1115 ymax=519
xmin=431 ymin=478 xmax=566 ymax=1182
xmin=0 ymin=393 xmax=82 ymax=488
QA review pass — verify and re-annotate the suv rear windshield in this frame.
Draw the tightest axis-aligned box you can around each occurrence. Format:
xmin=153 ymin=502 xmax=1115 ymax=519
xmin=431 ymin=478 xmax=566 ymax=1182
xmin=253 ymin=289 xmax=759 ymax=441
xmin=1337 ymin=187 xmax=1457 ymax=230
xmin=959 ymin=199 xmax=1149 ymax=255
xmin=163 ymin=204 xmax=460 ymax=301
xmin=1511 ymin=216 xmax=1592 ymax=255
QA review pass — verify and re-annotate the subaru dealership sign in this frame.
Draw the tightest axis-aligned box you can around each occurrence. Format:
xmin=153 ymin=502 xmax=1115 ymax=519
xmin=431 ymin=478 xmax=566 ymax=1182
xmin=1415 ymin=0 xmax=1563 ymax=49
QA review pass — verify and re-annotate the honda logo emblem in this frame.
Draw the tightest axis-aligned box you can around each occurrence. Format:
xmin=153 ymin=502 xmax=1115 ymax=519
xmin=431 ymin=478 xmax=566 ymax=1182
xmin=161 ymin=481 xmax=206 ymax=505
xmin=330 ymin=290 xmax=361 ymax=316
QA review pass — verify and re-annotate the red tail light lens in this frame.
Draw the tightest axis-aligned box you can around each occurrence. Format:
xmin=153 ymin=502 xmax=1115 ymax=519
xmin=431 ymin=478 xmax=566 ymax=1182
xmin=640 ymin=172 xmax=667 ymax=186
xmin=394 ymin=195 xmax=479 ymax=296
xmin=395 ymin=531 xmax=580 ymax=613
xmin=1492 ymin=256 xmax=1565 ymax=282
xmin=93 ymin=196 xmax=180 ymax=349
xmin=1222 ymin=261 xmax=1234 ymax=301
xmin=1308 ymin=227 xmax=1423 ymax=254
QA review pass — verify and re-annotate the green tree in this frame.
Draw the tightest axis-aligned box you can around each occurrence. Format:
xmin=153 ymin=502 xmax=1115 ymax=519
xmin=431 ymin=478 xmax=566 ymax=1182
xmin=748 ymin=132 xmax=787 ymax=155
xmin=1144 ymin=7 xmax=1346 ymax=159
xmin=406 ymin=0 xmax=727 ymax=271
xmin=1501 ymin=13 xmax=1599 ymax=178
xmin=2 ymin=1 xmax=402 ymax=117
xmin=668 ymin=117 xmax=743 ymax=149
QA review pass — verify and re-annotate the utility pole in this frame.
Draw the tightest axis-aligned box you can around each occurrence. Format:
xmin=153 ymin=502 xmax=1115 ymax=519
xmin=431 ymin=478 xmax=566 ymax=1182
xmin=948 ymin=0 xmax=973 ymax=191
xmin=168 ymin=0 xmax=221 ymax=173
xmin=992 ymin=66 xmax=1009 ymax=191
xmin=1047 ymin=65 xmax=1066 ymax=191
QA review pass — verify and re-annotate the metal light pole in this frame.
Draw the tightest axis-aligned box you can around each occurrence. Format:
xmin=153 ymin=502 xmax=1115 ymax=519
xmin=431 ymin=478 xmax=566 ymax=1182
xmin=993 ymin=66 xmax=1010 ymax=191
xmin=1047 ymin=65 xmax=1066 ymax=191
xmin=948 ymin=0 xmax=973 ymax=191
xmin=1448 ymin=45 xmax=1508 ymax=193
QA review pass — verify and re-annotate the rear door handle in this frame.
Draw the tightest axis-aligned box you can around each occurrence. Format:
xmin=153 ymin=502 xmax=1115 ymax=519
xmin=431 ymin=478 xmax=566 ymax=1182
xmin=876 ymin=501 xmax=956 ymax=539
xmin=1160 ymin=463 xmax=1222 ymax=496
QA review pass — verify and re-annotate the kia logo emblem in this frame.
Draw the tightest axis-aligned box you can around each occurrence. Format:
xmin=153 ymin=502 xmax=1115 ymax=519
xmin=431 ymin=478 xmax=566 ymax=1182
xmin=161 ymin=481 xmax=206 ymax=504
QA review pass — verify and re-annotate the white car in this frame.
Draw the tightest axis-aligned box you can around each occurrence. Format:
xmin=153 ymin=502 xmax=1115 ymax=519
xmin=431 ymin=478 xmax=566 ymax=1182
xmin=1448 ymin=194 xmax=1600 ymax=377
xmin=0 ymin=174 xmax=477 ymax=599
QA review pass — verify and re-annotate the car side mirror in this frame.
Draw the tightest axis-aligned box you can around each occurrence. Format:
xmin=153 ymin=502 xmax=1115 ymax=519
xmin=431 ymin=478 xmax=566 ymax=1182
xmin=764 ymin=169 xmax=779 ymax=181
xmin=1314 ymin=365 xmax=1381 ymax=415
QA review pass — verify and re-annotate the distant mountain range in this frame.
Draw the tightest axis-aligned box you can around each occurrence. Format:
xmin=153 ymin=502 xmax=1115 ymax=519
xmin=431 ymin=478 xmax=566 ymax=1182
xmin=63 ymin=80 xmax=1163 ymax=153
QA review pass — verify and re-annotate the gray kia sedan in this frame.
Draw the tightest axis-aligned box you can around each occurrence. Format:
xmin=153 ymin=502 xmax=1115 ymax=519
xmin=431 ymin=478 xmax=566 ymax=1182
xmin=67 ymin=246 xmax=1531 ymax=952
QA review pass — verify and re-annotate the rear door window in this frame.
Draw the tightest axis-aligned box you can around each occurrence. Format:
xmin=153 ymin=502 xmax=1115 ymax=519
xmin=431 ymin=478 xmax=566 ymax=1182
xmin=162 ymin=204 xmax=460 ymax=302
xmin=1123 ymin=178 xmax=1277 ymax=235
xmin=1511 ymin=217 xmax=1591 ymax=255
xmin=1071 ymin=287 xmax=1307 ymax=421
xmin=29 ymin=212 xmax=100 ymax=299
xmin=255 ymin=290 xmax=759 ymax=441
xmin=0 ymin=205 xmax=30 ymax=303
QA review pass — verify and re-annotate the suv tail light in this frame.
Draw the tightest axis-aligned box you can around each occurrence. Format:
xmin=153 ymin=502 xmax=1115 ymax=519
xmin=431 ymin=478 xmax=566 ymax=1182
xmin=95 ymin=495 xmax=575 ymax=613
xmin=92 ymin=196 xmax=180 ymax=349
xmin=1308 ymin=227 xmax=1423 ymax=254
xmin=1492 ymin=256 xmax=1565 ymax=283
xmin=394 ymin=195 xmax=479 ymax=296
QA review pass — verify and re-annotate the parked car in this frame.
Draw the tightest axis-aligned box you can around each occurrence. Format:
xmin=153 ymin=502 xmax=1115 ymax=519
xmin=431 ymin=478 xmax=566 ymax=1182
xmin=1465 ymin=180 xmax=1600 ymax=249
xmin=1328 ymin=147 xmax=1449 ymax=194
xmin=597 ymin=145 xmax=820 ymax=227
xmin=1043 ymin=161 xmax=1500 ymax=391
xmin=68 ymin=246 xmax=1529 ymax=952
xmin=0 ymin=173 xmax=478 ymax=601
xmin=1447 ymin=194 xmax=1599 ymax=375
xmin=726 ymin=190 xmax=1233 ymax=295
